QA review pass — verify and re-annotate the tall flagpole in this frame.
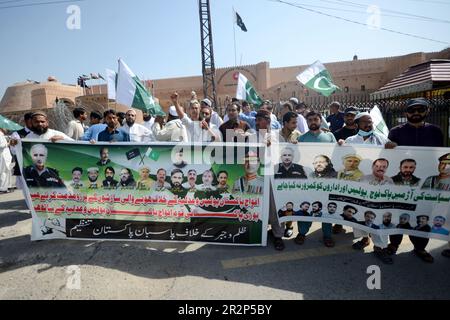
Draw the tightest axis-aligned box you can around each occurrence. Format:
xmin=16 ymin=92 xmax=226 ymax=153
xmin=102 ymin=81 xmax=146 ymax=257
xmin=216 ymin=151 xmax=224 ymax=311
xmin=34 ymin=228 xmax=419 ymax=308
xmin=233 ymin=7 xmax=237 ymax=66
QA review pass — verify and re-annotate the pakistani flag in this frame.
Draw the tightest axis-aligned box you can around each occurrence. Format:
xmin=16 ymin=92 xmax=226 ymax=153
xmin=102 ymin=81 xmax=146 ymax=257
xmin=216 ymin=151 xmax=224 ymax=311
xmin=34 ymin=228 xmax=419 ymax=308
xmin=369 ymin=105 xmax=389 ymax=137
xmin=145 ymin=147 xmax=160 ymax=161
xmin=236 ymin=73 xmax=263 ymax=106
xmin=116 ymin=59 xmax=165 ymax=116
xmin=235 ymin=12 xmax=247 ymax=32
xmin=296 ymin=61 xmax=340 ymax=97
xmin=0 ymin=114 xmax=22 ymax=131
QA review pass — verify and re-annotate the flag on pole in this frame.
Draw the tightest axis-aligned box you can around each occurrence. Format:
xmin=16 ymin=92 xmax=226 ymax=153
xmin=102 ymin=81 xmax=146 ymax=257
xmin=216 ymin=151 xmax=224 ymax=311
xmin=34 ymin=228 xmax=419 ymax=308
xmin=236 ymin=73 xmax=263 ymax=106
xmin=145 ymin=147 xmax=160 ymax=161
xmin=369 ymin=105 xmax=389 ymax=137
xmin=106 ymin=69 xmax=117 ymax=100
xmin=235 ymin=12 xmax=247 ymax=32
xmin=116 ymin=59 xmax=165 ymax=116
xmin=90 ymin=73 xmax=100 ymax=79
xmin=296 ymin=61 xmax=340 ymax=97
xmin=0 ymin=114 xmax=23 ymax=131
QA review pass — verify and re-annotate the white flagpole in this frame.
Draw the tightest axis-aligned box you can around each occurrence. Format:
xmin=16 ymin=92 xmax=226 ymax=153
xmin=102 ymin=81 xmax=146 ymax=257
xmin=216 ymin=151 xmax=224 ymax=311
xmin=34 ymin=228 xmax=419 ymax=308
xmin=233 ymin=7 xmax=237 ymax=66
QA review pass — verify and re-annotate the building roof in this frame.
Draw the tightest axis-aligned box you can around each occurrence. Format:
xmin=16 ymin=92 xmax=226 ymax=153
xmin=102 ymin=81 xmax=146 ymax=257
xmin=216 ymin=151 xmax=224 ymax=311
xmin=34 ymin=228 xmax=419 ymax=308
xmin=371 ymin=59 xmax=450 ymax=99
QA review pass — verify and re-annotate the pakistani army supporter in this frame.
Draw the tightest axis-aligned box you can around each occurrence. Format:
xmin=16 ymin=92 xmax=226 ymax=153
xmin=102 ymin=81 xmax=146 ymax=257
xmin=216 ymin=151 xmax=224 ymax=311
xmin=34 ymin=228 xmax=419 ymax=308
xmin=333 ymin=107 xmax=359 ymax=141
xmin=279 ymin=111 xmax=302 ymax=144
xmin=18 ymin=111 xmax=73 ymax=142
xmin=97 ymin=109 xmax=130 ymax=142
xmin=200 ymin=98 xmax=223 ymax=128
xmin=219 ymin=103 xmax=252 ymax=143
xmin=171 ymin=93 xmax=221 ymax=142
xmin=388 ymin=98 xmax=445 ymax=263
xmin=289 ymin=97 xmax=308 ymax=134
xmin=120 ymin=109 xmax=154 ymax=142
xmin=326 ymin=101 xmax=345 ymax=132
xmin=66 ymin=107 xmax=88 ymax=140
xmin=82 ymin=111 xmax=107 ymax=141
xmin=152 ymin=106 xmax=188 ymax=142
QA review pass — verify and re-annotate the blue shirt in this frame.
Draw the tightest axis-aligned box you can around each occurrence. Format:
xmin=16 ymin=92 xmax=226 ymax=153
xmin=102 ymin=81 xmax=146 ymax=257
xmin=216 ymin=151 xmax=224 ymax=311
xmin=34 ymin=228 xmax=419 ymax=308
xmin=82 ymin=123 xmax=107 ymax=141
xmin=97 ymin=127 xmax=130 ymax=142
xmin=326 ymin=112 xmax=345 ymax=132
xmin=239 ymin=112 xmax=282 ymax=130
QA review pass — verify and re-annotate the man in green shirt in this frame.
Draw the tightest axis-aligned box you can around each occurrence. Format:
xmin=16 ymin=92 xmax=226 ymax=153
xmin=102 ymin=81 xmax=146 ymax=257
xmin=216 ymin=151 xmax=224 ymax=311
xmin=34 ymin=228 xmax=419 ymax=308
xmin=298 ymin=111 xmax=337 ymax=143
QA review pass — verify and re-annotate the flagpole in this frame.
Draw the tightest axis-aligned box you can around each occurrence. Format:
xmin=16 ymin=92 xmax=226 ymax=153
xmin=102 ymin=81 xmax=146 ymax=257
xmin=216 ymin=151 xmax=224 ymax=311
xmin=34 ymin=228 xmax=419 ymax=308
xmin=232 ymin=7 xmax=237 ymax=66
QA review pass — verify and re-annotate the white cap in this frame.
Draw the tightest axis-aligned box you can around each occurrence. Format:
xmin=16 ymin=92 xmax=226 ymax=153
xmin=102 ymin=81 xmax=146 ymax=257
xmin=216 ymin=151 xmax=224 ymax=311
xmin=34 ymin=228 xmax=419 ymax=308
xmin=354 ymin=111 xmax=370 ymax=121
xmin=289 ymin=97 xmax=299 ymax=105
xmin=201 ymin=98 xmax=212 ymax=107
xmin=168 ymin=106 xmax=178 ymax=117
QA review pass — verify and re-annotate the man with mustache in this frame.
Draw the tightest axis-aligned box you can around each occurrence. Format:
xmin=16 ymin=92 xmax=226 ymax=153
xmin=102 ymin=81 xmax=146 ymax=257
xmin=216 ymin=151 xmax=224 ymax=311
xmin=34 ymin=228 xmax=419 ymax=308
xmin=422 ymin=153 xmax=450 ymax=191
xmin=298 ymin=111 xmax=337 ymax=143
xmin=361 ymin=158 xmax=394 ymax=185
xmin=391 ymin=159 xmax=421 ymax=186
xmin=102 ymin=166 xmax=118 ymax=189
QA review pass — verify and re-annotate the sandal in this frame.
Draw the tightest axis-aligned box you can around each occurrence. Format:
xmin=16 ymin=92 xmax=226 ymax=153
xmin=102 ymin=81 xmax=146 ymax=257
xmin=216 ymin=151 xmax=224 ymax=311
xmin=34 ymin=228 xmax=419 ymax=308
xmin=323 ymin=238 xmax=335 ymax=248
xmin=386 ymin=244 xmax=398 ymax=255
xmin=442 ymin=249 xmax=450 ymax=258
xmin=294 ymin=234 xmax=305 ymax=245
xmin=414 ymin=250 xmax=434 ymax=263
xmin=332 ymin=224 xmax=344 ymax=234
xmin=273 ymin=237 xmax=285 ymax=251
xmin=284 ymin=227 xmax=294 ymax=238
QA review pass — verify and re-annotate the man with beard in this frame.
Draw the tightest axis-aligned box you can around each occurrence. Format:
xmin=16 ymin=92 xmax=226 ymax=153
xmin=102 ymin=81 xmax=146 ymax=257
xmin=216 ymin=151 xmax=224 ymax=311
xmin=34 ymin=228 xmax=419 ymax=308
xmin=219 ymin=103 xmax=252 ymax=143
xmin=23 ymin=144 xmax=66 ymax=188
xmin=340 ymin=205 xmax=358 ymax=223
xmin=141 ymin=111 xmax=155 ymax=135
xmin=343 ymin=112 xmax=396 ymax=148
xmin=310 ymin=155 xmax=337 ymax=178
xmin=97 ymin=109 xmax=130 ymax=142
xmin=216 ymin=171 xmax=230 ymax=193
xmin=357 ymin=211 xmax=379 ymax=229
xmin=431 ymin=216 xmax=449 ymax=235
xmin=422 ymin=153 xmax=450 ymax=191
xmin=387 ymin=213 xmax=413 ymax=254
xmin=295 ymin=201 xmax=334 ymax=247
xmin=326 ymin=101 xmax=345 ymax=133
xmin=361 ymin=158 xmax=394 ymax=185
xmin=102 ymin=166 xmax=118 ymax=189
xmin=23 ymin=112 xmax=73 ymax=142
xmin=153 ymin=168 xmax=170 ymax=191
xmin=336 ymin=154 xmax=364 ymax=182
xmin=279 ymin=112 xmax=302 ymax=144
xmin=274 ymin=147 xmax=307 ymax=179
xmin=120 ymin=109 xmax=153 ymax=142
xmin=136 ymin=166 xmax=153 ymax=190
xmin=278 ymin=202 xmax=295 ymax=219
xmin=391 ymin=159 xmax=421 ymax=186
xmin=169 ymin=168 xmax=186 ymax=196
xmin=298 ymin=111 xmax=337 ymax=143
xmin=389 ymin=98 xmax=443 ymax=147
xmin=415 ymin=215 xmax=432 ymax=233
xmin=294 ymin=202 xmax=310 ymax=217
xmin=86 ymin=167 xmax=100 ymax=189
xmin=117 ymin=168 xmax=136 ymax=188
xmin=182 ymin=169 xmax=198 ymax=192
xmin=333 ymin=107 xmax=359 ymax=141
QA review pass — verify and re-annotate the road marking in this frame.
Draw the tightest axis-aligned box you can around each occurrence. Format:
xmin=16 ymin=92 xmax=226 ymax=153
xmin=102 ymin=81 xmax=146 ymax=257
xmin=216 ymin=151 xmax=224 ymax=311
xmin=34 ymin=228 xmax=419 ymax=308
xmin=221 ymin=245 xmax=354 ymax=269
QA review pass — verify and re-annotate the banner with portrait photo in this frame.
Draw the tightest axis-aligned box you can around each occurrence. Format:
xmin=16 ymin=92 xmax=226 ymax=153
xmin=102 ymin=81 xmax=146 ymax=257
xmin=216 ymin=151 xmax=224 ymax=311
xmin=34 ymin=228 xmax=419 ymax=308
xmin=18 ymin=140 xmax=269 ymax=246
xmin=271 ymin=143 xmax=450 ymax=241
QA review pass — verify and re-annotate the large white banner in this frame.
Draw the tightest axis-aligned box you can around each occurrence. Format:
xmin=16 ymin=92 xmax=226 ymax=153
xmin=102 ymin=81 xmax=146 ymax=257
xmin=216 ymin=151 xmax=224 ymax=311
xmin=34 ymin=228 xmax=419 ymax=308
xmin=271 ymin=143 xmax=450 ymax=241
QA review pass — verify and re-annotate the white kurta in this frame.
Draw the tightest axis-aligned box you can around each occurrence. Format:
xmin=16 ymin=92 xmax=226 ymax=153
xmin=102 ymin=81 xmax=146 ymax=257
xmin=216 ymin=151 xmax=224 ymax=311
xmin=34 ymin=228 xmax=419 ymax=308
xmin=0 ymin=131 xmax=13 ymax=191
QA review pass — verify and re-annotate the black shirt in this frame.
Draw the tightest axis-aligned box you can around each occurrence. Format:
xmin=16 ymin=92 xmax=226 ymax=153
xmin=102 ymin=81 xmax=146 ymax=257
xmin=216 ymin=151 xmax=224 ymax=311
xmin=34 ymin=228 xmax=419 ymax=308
xmin=24 ymin=166 xmax=66 ymax=188
xmin=388 ymin=122 xmax=444 ymax=147
xmin=333 ymin=126 xmax=358 ymax=141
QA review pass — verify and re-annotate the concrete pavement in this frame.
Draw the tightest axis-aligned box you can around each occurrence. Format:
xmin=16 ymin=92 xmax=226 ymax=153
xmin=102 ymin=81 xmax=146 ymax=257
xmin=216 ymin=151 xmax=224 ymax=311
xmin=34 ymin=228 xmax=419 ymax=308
xmin=1 ymin=189 xmax=449 ymax=300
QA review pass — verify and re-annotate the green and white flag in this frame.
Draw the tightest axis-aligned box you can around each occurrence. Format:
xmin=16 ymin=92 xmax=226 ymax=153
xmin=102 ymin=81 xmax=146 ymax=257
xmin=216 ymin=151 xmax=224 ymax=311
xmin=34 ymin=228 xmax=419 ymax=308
xmin=0 ymin=114 xmax=22 ymax=131
xmin=116 ymin=59 xmax=165 ymax=116
xmin=236 ymin=73 xmax=263 ymax=106
xmin=296 ymin=61 xmax=339 ymax=97
xmin=370 ymin=105 xmax=389 ymax=137
xmin=145 ymin=147 xmax=160 ymax=161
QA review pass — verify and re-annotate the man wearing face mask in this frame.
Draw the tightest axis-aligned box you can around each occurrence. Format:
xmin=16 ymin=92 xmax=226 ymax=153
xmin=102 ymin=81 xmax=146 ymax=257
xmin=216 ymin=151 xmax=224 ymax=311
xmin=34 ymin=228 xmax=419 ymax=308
xmin=341 ymin=112 xmax=396 ymax=148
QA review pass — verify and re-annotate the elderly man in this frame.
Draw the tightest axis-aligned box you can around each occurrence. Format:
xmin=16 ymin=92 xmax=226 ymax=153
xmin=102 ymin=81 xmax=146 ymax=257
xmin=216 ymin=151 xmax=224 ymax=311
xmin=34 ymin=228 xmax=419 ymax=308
xmin=23 ymin=144 xmax=66 ymax=188
xmin=120 ymin=109 xmax=154 ymax=142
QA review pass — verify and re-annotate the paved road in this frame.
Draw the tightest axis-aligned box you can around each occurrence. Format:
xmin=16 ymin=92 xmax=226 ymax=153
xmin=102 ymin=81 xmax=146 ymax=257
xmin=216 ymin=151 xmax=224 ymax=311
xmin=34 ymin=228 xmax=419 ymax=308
xmin=1 ymin=189 xmax=449 ymax=300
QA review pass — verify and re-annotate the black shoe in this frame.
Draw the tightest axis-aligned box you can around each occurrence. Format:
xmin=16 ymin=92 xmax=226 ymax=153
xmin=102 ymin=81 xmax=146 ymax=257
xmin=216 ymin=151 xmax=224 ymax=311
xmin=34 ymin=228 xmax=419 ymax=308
xmin=273 ymin=237 xmax=285 ymax=251
xmin=284 ymin=228 xmax=294 ymax=238
xmin=374 ymin=248 xmax=393 ymax=264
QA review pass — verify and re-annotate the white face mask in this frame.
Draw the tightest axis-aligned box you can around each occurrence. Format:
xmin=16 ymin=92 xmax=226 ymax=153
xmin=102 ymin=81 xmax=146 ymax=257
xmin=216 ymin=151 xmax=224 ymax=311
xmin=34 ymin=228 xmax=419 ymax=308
xmin=358 ymin=130 xmax=373 ymax=137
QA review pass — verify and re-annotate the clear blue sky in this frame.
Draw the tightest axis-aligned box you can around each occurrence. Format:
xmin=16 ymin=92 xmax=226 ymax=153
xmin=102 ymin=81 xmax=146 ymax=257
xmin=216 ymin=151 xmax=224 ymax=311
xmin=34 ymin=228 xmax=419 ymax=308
xmin=0 ymin=0 xmax=449 ymax=99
